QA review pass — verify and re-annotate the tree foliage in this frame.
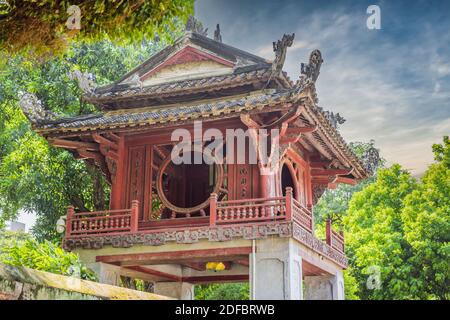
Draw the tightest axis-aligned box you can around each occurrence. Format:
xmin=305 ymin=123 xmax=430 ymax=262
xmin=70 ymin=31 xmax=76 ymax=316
xmin=0 ymin=230 xmax=96 ymax=280
xmin=195 ymin=283 xmax=249 ymax=300
xmin=343 ymin=136 xmax=450 ymax=300
xmin=0 ymin=0 xmax=194 ymax=56
xmin=0 ymin=36 xmax=176 ymax=241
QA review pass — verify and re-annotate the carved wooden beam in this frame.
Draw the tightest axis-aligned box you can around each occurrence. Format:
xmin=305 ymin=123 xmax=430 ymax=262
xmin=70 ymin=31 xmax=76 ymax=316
xmin=310 ymin=161 xmax=333 ymax=169
xmin=48 ymin=138 xmax=98 ymax=151
xmin=331 ymin=176 xmax=357 ymax=186
xmin=76 ymin=148 xmax=103 ymax=162
xmin=154 ymin=145 xmax=170 ymax=159
xmin=182 ymin=262 xmax=206 ymax=271
xmin=311 ymin=168 xmax=353 ymax=176
xmin=92 ymin=133 xmax=118 ymax=150
xmin=285 ymin=125 xmax=318 ymax=135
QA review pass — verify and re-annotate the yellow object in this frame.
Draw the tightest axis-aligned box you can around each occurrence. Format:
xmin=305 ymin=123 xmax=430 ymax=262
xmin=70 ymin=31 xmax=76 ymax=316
xmin=215 ymin=262 xmax=226 ymax=271
xmin=206 ymin=262 xmax=218 ymax=270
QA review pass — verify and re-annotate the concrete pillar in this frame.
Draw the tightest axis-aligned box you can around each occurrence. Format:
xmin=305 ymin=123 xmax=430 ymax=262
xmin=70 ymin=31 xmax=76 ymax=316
xmin=250 ymin=238 xmax=303 ymax=300
xmin=304 ymin=271 xmax=344 ymax=300
xmin=153 ymin=282 xmax=194 ymax=300
xmin=88 ymin=262 xmax=122 ymax=286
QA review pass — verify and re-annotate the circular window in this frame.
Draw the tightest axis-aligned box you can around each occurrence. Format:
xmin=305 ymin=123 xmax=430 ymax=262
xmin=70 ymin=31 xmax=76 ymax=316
xmin=156 ymin=146 xmax=223 ymax=214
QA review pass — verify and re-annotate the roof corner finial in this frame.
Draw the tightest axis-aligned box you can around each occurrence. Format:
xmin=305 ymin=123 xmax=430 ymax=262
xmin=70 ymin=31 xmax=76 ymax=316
xmin=68 ymin=70 xmax=97 ymax=94
xmin=271 ymin=33 xmax=295 ymax=76
xmin=297 ymin=49 xmax=323 ymax=86
xmin=214 ymin=24 xmax=222 ymax=42
xmin=185 ymin=15 xmax=208 ymax=36
xmin=264 ymin=33 xmax=294 ymax=89
xmin=18 ymin=92 xmax=57 ymax=125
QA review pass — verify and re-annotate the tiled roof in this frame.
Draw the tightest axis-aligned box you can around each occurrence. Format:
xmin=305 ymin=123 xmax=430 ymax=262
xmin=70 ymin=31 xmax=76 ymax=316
xmin=37 ymin=89 xmax=297 ymax=133
xmin=85 ymin=67 xmax=275 ymax=101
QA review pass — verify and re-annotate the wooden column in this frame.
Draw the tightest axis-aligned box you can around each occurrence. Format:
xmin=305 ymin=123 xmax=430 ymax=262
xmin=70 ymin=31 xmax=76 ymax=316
xmin=110 ymin=134 xmax=125 ymax=210
xmin=130 ymin=200 xmax=139 ymax=233
xmin=285 ymin=187 xmax=293 ymax=221
xmin=209 ymin=193 xmax=217 ymax=226
xmin=66 ymin=206 xmax=74 ymax=237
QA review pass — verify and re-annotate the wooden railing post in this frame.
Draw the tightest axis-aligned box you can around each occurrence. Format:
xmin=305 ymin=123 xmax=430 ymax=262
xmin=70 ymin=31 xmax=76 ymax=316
xmin=285 ymin=187 xmax=293 ymax=221
xmin=326 ymin=219 xmax=332 ymax=247
xmin=340 ymin=230 xmax=345 ymax=252
xmin=209 ymin=193 xmax=218 ymax=226
xmin=66 ymin=206 xmax=74 ymax=237
xmin=130 ymin=200 xmax=139 ymax=233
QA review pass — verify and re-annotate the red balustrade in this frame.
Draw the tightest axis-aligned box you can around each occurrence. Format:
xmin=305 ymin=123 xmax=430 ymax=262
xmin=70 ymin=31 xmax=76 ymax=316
xmin=66 ymin=200 xmax=139 ymax=237
xmin=292 ymin=198 xmax=313 ymax=232
xmin=211 ymin=195 xmax=287 ymax=225
xmin=326 ymin=219 xmax=345 ymax=253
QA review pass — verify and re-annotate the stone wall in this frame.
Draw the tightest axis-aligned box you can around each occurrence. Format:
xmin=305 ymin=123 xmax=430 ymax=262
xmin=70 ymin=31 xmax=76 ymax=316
xmin=0 ymin=263 xmax=172 ymax=300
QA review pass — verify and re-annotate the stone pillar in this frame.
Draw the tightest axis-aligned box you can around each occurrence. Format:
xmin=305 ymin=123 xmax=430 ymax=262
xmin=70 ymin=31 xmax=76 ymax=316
xmin=88 ymin=262 xmax=122 ymax=286
xmin=250 ymin=238 xmax=303 ymax=300
xmin=304 ymin=271 xmax=344 ymax=300
xmin=153 ymin=282 xmax=194 ymax=300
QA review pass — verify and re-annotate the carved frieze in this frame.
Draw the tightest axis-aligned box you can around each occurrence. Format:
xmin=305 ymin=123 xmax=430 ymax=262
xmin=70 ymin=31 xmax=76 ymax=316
xmin=63 ymin=221 xmax=347 ymax=268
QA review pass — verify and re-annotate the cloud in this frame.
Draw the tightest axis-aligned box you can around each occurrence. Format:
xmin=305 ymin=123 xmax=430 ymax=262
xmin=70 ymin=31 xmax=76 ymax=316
xmin=196 ymin=0 xmax=450 ymax=176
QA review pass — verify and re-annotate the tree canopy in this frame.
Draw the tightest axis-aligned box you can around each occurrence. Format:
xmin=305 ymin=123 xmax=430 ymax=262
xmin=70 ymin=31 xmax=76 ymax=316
xmin=0 ymin=230 xmax=96 ymax=280
xmin=0 ymin=37 xmax=175 ymax=240
xmin=343 ymin=137 xmax=450 ymax=300
xmin=0 ymin=0 xmax=194 ymax=56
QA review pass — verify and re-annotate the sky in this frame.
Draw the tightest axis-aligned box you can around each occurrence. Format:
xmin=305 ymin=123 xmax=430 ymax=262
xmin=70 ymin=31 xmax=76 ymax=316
xmin=11 ymin=0 xmax=450 ymax=231
xmin=196 ymin=0 xmax=450 ymax=176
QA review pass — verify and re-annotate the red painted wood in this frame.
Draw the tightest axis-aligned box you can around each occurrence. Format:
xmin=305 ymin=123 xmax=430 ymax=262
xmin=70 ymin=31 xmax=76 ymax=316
xmin=209 ymin=193 xmax=217 ymax=226
xmin=96 ymin=247 xmax=253 ymax=265
xmin=126 ymin=145 xmax=146 ymax=217
xmin=110 ymin=134 xmax=125 ymax=210
xmin=140 ymin=46 xmax=235 ymax=81
xmin=130 ymin=200 xmax=139 ymax=232
xmin=126 ymin=266 xmax=182 ymax=282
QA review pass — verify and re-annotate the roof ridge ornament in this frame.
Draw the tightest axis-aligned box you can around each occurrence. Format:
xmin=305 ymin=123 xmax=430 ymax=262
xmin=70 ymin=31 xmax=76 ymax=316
xmin=264 ymin=33 xmax=294 ymax=88
xmin=185 ymin=15 xmax=208 ymax=36
xmin=317 ymin=106 xmax=347 ymax=129
xmin=300 ymin=49 xmax=323 ymax=83
xmin=214 ymin=24 xmax=222 ymax=42
xmin=19 ymin=92 xmax=57 ymax=124
xmin=272 ymin=33 xmax=295 ymax=76
xmin=295 ymin=49 xmax=323 ymax=102
xmin=69 ymin=70 xmax=97 ymax=94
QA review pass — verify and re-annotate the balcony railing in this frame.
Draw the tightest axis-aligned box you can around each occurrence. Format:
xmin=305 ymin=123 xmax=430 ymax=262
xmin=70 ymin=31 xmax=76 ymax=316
xmin=326 ymin=219 xmax=345 ymax=253
xmin=64 ymin=188 xmax=340 ymax=252
xmin=66 ymin=200 xmax=139 ymax=237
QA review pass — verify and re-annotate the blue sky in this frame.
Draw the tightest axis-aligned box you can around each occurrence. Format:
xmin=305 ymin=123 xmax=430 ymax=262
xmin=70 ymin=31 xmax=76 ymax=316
xmin=12 ymin=0 xmax=450 ymax=230
xmin=196 ymin=0 xmax=450 ymax=176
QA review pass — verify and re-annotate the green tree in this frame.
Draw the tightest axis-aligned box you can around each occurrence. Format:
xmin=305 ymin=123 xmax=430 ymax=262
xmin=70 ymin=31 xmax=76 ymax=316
xmin=400 ymin=137 xmax=450 ymax=299
xmin=343 ymin=138 xmax=450 ymax=300
xmin=195 ymin=283 xmax=249 ymax=300
xmin=0 ymin=230 xmax=96 ymax=280
xmin=343 ymin=164 xmax=417 ymax=299
xmin=0 ymin=0 xmax=193 ymax=56
xmin=0 ymin=37 xmax=176 ymax=241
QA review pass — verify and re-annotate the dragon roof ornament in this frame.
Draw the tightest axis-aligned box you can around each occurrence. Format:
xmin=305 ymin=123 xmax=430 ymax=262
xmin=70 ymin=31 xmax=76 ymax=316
xmin=185 ymin=15 xmax=208 ymax=36
xmin=214 ymin=24 xmax=222 ymax=42
xmin=322 ymin=110 xmax=346 ymax=129
xmin=68 ymin=70 xmax=96 ymax=94
xmin=272 ymin=33 xmax=295 ymax=77
xmin=19 ymin=92 xmax=56 ymax=124
xmin=295 ymin=49 xmax=323 ymax=102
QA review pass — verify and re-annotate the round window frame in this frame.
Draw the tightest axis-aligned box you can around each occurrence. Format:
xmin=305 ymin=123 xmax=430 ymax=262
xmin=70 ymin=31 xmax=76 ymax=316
xmin=156 ymin=146 xmax=224 ymax=214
